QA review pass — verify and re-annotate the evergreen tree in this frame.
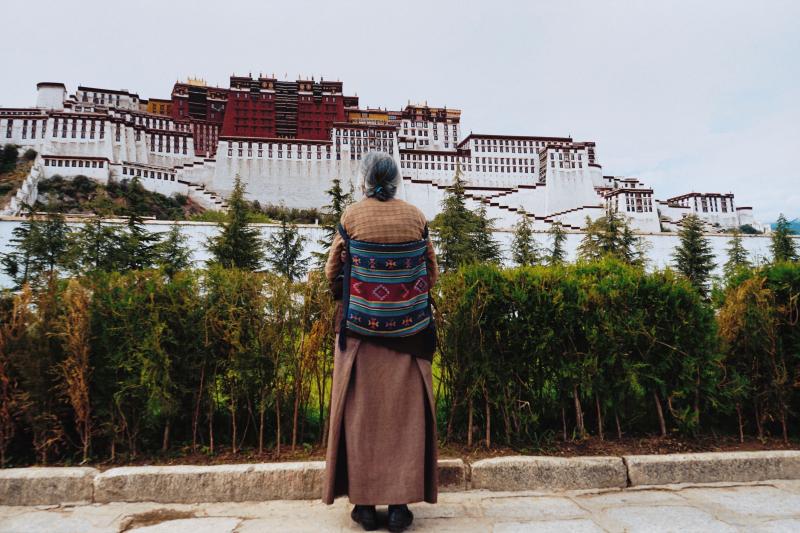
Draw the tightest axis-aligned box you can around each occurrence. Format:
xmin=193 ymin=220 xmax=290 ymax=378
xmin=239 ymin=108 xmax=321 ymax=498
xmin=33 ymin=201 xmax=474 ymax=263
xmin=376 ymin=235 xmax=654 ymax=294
xmin=431 ymin=165 xmax=479 ymax=271
xmin=0 ymin=208 xmax=70 ymax=287
xmin=1 ymin=209 xmax=37 ymax=288
xmin=511 ymin=212 xmax=541 ymax=266
xmin=206 ymin=176 xmax=264 ymax=270
xmin=313 ymin=178 xmax=353 ymax=267
xmin=770 ymin=213 xmax=798 ymax=262
xmin=672 ymin=214 xmax=716 ymax=296
xmin=723 ymin=229 xmax=751 ymax=281
xmin=472 ymin=205 xmax=501 ymax=263
xmin=547 ymin=221 xmax=567 ymax=266
xmin=67 ymin=218 xmax=123 ymax=274
xmin=156 ymin=224 xmax=193 ymax=278
xmin=577 ymin=210 xmax=641 ymax=264
xmin=118 ymin=213 xmax=162 ymax=270
xmin=265 ymin=219 xmax=310 ymax=282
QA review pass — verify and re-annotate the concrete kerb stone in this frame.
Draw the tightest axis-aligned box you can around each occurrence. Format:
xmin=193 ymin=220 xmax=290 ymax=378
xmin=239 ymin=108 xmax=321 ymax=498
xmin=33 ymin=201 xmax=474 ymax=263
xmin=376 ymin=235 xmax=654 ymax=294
xmin=470 ymin=456 xmax=627 ymax=492
xmin=438 ymin=458 xmax=469 ymax=491
xmin=2 ymin=452 xmax=800 ymax=505
xmin=0 ymin=466 xmax=98 ymax=505
xmin=624 ymin=450 xmax=800 ymax=487
xmin=93 ymin=462 xmax=326 ymax=503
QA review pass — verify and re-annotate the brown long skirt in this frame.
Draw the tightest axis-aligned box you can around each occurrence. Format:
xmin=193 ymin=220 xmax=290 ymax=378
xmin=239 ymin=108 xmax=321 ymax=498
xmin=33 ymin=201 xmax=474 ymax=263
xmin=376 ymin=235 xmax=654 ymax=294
xmin=322 ymin=334 xmax=438 ymax=505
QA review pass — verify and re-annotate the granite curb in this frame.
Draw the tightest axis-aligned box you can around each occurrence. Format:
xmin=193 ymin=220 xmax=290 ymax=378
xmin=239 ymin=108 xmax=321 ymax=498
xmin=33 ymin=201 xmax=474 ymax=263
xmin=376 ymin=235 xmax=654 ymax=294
xmin=1 ymin=451 xmax=799 ymax=505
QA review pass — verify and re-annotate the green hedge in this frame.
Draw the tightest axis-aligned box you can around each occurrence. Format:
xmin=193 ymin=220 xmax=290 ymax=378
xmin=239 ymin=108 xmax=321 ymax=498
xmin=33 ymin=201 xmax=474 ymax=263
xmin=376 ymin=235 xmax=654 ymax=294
xmin=0 ymin=260 xmax=798 ymax=466
xmin=435 ymin=259 xmax=798 ymax=446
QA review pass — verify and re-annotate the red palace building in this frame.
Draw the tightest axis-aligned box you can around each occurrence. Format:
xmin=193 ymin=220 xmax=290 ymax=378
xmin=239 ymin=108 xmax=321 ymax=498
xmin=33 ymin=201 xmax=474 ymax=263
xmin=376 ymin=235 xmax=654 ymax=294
xmin=170 ymin=75 xmax=359 ymax=155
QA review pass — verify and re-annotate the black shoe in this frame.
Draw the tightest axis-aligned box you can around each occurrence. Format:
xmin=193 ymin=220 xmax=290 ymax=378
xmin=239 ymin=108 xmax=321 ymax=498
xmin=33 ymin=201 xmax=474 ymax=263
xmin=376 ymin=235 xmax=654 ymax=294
xmin=387 ymin=504 xmax=414 ymax=532
xmin=350 ymin=505 xmax=378 ymax=531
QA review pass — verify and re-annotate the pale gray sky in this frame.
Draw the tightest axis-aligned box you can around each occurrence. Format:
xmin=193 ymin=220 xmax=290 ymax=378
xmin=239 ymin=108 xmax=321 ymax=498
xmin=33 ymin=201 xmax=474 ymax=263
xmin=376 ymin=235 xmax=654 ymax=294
xmin=2 ymin=0 xmax=798 ymax=222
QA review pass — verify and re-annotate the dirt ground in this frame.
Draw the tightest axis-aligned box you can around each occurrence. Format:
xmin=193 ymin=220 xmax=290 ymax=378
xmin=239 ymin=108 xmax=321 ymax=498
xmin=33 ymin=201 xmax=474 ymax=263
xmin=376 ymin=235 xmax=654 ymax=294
xmin=60 ymin=435 xmax=797 ymax=471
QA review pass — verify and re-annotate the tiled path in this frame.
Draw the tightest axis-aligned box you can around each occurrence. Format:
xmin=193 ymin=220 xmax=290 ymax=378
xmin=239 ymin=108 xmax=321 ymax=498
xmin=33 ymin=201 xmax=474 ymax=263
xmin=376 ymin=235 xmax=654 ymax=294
xmin=2 ymin=480 xmax=800 ymax=532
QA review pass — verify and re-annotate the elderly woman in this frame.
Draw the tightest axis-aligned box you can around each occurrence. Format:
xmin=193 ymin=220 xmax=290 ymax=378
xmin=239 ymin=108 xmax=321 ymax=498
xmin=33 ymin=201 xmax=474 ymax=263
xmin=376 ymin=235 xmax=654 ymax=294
xmin=323 ymin=151 xmax=439 ymax=532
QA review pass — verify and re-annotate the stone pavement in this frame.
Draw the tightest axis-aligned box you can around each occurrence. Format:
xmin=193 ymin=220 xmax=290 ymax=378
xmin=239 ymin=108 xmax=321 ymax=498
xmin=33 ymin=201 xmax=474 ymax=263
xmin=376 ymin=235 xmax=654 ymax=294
xmin=1 ymin=480 xmax=800 ymax=533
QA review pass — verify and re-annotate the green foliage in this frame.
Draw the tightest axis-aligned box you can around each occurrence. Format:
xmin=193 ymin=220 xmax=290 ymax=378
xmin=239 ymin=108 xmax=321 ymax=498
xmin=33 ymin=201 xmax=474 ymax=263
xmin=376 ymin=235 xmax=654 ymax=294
xmin=511 ymin=212 xmax=541 ymax=266
xmin=264 ymin=220 xmax=309 ymax=282
xmin=431 ymin=166 xmax=500 ymax=271
xmin=257 ymin=203 xmax=326 ymax=225
xmin=313 ymin=178 xmax=353 ymax=267
xmin=723 ymin=230 xmax=751 ymax=282
xmin=547 ymin=222 xmax=567 ymax=265
xmin=35 ymin=176 xmax=189 ymax=220
xmin=577 ymin=210 xmax=643 ymax=266
xmin=770 ymin=214 xmax=798 ymax=263
xmin=22 ymin=149 xmax=37 ymax=161
xmin=156 ymin=224 xmax=193 ymax=278
xmin=206 ymin=176 xmax=265 ymax=270
xmin=0 ymin=144 xmax=18 ymax=173
xmin=2 ymin=260 xmax=800 ymax=464
xmin=0 ymin=209 xmax=71 ymax=289
xmin=436 ymin=259 xmax=722 ymax=445
xmin=738 ymin=224 xmax=761 ymax=235
xmin=672 ymin=214 xmax=716 ymax=297
xmin=118 ymin=214 xmax=163 ymax=271
xmin=719 ymin=263 xmax=800 ymax=442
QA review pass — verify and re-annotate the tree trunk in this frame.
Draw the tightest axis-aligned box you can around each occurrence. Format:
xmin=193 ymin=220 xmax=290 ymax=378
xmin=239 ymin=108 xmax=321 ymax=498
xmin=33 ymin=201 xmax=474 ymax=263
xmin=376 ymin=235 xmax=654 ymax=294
xmin=754 ymin=397 xmax=763 ymax=440
xmin=694 ymin=368 xmax=701 ymax=428
xmin=654 ymin=391 xmax=667 ymax=437
xmin=208 ymin=389 xmax=215 ymax=455
xmin=230 ymin=395 xmax=238 ymax=455
xmin=562 ymin=406 xmax=567 ymax=442
xmin=595 ymin=395 xmax=604 ymax=441
xmin=467 ymin=398 xmax=474 ymax=448
xmin=161 ymin=420 xmax=170 ymax=453
xmin=275 ymin=395 xmax=282 ymax=457
xmin=484 ymin=392 xmax=491 ymax=449
xmin=192 ymin=363 xmax=205 ymax=452
xmin=615 ymin=409 xmax=622 ymax=440
xmin=445 ymin=397 xmax=459 ymax=444
xmin=573 ymin=384 xmax=585 ymax=438
xmin=735 ymin=403 xmax=744 ymax=444
xmin=258 ymin=400 xmax=265 ymax=454
xmin=292 ymin=382 xmax=301 ymax=451
xmin=82 ymin=418 xmax=91 ymax=463
xmin=502 ymin=406 xmax=512 ymax=445
xmin=780 ymin=403 xmax=788 ymax=444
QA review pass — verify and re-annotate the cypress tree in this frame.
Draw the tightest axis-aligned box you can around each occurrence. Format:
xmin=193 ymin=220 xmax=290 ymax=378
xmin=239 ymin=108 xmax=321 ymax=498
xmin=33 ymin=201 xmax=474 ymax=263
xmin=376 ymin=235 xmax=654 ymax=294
xmin=206 ymin=176 xmax=264 ymax=270
xmin=0 ymin=209 xmax=37 ymax=288
xmin=511 ymin=211 xmax=541 ymax=266
xmin=67 ymin=218 xmax=123 ymax=274
xmin=577 ymin=211 xmax=641 ymax=264
xmin=672 ymin=214 xmax=716 ymax=296
xmin=0 ymin=208 xmax=70 ymax=287
xmin=156 ymin=224 xmax=193 ymax=278
xmin=265 ymin=219 xmax=310 ymax=282
xmin=723 ymin=229 xmax=751 ymax=281
xmin=431 ymin=165 xmax=478 ymax=271
xmin=472 ymin=205 xmax=501 ymax=263
xmin=119 ymin=213 xmax=162 ymax=271
xmin=313 ymin=178 xmax=353 ymax=267
xmin=547 ymin=221 xmax=567 ymax=265
xmin=770 ymin=214 xmax=798 ymax=262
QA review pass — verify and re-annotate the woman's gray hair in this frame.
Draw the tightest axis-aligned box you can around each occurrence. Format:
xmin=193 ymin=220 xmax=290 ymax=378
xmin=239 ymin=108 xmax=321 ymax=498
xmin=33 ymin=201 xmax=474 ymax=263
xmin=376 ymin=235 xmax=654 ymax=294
xmin=360 ymin=151 xmax=399 ymax=201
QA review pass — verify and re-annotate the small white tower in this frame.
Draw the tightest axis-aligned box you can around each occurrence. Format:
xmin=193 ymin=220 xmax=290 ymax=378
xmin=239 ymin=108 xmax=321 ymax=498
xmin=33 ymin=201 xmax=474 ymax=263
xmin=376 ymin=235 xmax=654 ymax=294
xmin=36 ymin=82 xmax=66 ymax=110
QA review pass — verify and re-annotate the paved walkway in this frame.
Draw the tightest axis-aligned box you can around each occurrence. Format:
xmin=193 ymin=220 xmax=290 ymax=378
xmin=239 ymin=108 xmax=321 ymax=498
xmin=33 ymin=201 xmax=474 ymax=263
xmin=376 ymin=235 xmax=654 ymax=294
xmin=1 ymin=480 xmax=800 ymax=532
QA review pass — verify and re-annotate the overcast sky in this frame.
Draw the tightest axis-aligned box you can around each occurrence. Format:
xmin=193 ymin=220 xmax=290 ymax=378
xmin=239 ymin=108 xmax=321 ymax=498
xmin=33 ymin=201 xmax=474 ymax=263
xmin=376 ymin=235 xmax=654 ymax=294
xmin=1 ymin=0 xmax=797 ymax=222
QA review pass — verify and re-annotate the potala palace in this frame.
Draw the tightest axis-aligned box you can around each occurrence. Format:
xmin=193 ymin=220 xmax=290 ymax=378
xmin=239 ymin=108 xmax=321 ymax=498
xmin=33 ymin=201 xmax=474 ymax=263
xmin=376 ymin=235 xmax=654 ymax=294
xmin=0 ymin=77 xmax=760 ymax=233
